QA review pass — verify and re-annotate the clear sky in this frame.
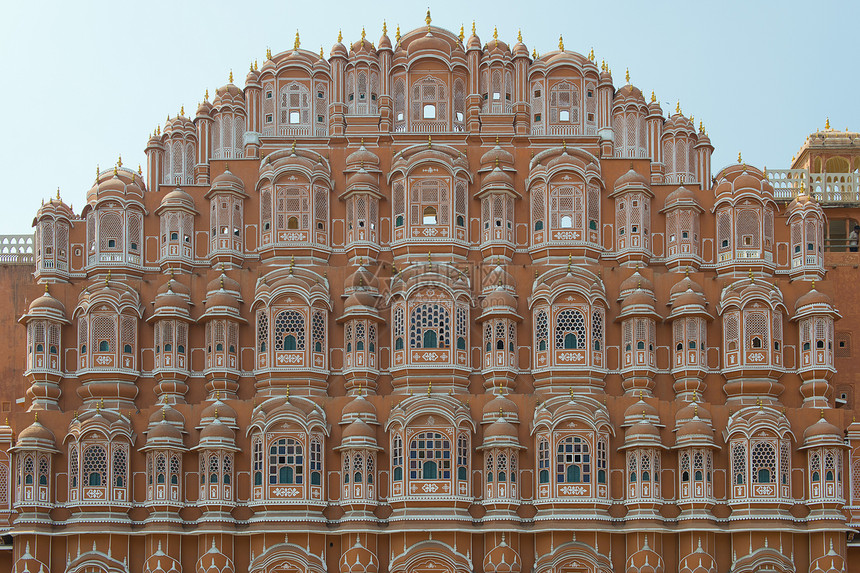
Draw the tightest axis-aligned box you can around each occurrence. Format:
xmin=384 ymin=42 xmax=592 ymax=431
xmin=0 ymin=0 xmax=856 ymax=235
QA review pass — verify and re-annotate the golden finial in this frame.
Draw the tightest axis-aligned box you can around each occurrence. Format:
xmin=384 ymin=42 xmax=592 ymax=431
xmin=650 ymin=90 xmax=656 ymax=103
xmin=105 ymin=270 xmax=111 ymax=286
xmin=320 ymin=46 xmax=324 ymax=59
xmin=569 ymin=386 xmax=574 ymax=401
xmin=214 ymin=407 xmax=219 ymax=419
xmin=266 ymin=47 xmax=272 ymax=59
xmin=825 ymin=117 xmax=831 ymax=130
xmin=811 ymin=279 xmax=816 ymax=290
xmin=558 ymin=35 xmax=564 ymax=51
xmin=361 ymin=26 xmax=366 ymax=47
xmin=757 ymin=397 xmax=762 ymax=409
xmin=291 ymin=140 xmax=296 ymax=153
xmin=138 ymin=164 xmax=142 ymax=175
xmin=180 ymin=105 xmax=185 ymax=116
xmin=562 ymin=139 xmax=567 ymax=150
xmin=748 ymin=268 xmax=754 ymax=281
xmin=493 ymin=26 xmax=498 ymax=46
xmin=820 ymin=408 xmax=825 ymax=419
xmin=738 ymin=152 xmax=743 ymax=164
xmin=44 ymin=283 xmax=49 ymax=295
xmin=427 ymin=381 xmax=432 ymax=395
xmin=699 ymin=120 xmax=704 ymax=133
xmin=519 ymin=30 xmax=523 ymax=43
xmin=694 ymin=403 xmax=698 ymax=417
xmin=532 ymin=48 xmax=537 ymax=59
xmin=286 ymin=385 xmax=290 ymax=401
xmin=458 ymin=24 xmax=464 ymax=42
xmin=113 ymin=165 xmax=118 ymax=177
xmin=499 ymin=407 xmax=504 ymax=418
xmin=358 ymin=382 xmax=363 ymax=397
xmin=588 ymin=47 xmax=594 ymax=61
xmin=625 ymin=68 xmax=630 ymax=83
xmin=676 ymin=101 xmax=681 ymax=114
xmin=289 ymin=255 xmax=295 ymax=274
xmin=338 ymin=29 xmax=343 ymax=43
xmin=427 ymin=252 xmax=433 ymax=266
xmin=56 ymin=187 xmax=60 ymax=200
xmin=294 ymin=30 xmax=300 ymax=50
xmin=383 ymin=20 xmax=388 ymax=35
xmin=425 ymin=8 xmax=432 ymax=30
xmin=472 ymin=21 xmax=476 ymax=36
xmin=229 ymin=70 xmax=233 ymax=83
xmin=34 ymin=411 xmax=38 ymax=423
xmin=117 ymin=154 xmax=123 ymax=167
xmin=567 ymin=253 xmax=573 ymax=273
xmin=157 ymin=125 xmax=161 ymax=135
xmin=428 ymin=135 xmax=432 ymax=148
xmin=254 ymin=60 xmax=258 ymax=70
xmin=162 ymin=408 xmax=166 ymax=421
xmin=395 ymin=25 xmax=400 ymax=44
xmin=685 ymin=265 xmax=690 ymax=277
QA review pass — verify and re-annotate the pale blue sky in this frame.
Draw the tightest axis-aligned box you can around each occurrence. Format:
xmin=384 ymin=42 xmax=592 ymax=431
xmin=0 ymin=0 xmax=856 ymax=234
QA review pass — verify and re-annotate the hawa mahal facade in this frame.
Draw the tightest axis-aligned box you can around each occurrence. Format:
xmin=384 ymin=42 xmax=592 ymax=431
xmin=2 ymin=14 xmax=860 ymax=573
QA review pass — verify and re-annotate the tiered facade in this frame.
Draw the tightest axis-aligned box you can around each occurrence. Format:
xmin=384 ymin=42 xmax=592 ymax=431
xmin=3 ymin=16 xmax=860 ymax=573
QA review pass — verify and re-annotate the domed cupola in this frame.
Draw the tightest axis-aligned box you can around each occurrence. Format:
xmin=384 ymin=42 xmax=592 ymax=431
xmin=338 ymin=261 xmax=383 ymax=394
xmin=206 ymin=167 xmax=248 ymax=267
xmin=159 ymin=110 xmax=197 ymax=187
xmin=618 ymin=281 xmax=660 ymax=396
xmin=199 ymin=271 xmax=244 ymax=400
xmin=33 ymin=192 xmax=75 ymax=283
xmin=147 ymin=278 xmax=193 ymax=405
xmin=791 ymin=283 xmax=840 ymax=408
xmin=11 ymin=416 xmax=59 ymax=520
xmin=477 ymin=276 xmax=522 ymax=392
xmin=610 ymin=166 xmax=653 ymax=266
xmin=713 ymin=163 xmax=777 ymax=277
xmin=612 ymin=76 xmax=648 ymax=160
xmin=477 ymin=141 xmax=518 ymax=260
xmin=478 ymin=395 xmax=523 ymax=514
xmin=667 ymin=273 xmax=711 ymax=400
xmin=786 ymin=188 xmax=826 ymax=280
xmin=154 ymin=186 xmax=197 ymax=272
xmin=334 ymin=393 xmax=380 ymax=515
xmin=800 ymin=412 xmax=847 ymax=514
xmin=661 ymin=185 xmax=705 ymax=272
xmin=343 ymin=143 xmax=382 ymax=261
xmin=20 ymin=285 xmax=70 ymax=410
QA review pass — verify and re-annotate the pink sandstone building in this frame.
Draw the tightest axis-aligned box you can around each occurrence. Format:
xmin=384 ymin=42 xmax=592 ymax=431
xmin=0 ymin=14 xmax=859 ymax=573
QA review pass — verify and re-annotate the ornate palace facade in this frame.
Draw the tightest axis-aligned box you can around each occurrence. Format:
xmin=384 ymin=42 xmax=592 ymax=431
xmin=3 ymin=15 xmax=860 ymax=573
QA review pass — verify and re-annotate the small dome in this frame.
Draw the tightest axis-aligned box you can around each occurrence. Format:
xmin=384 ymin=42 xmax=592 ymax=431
xmin=345 ymin=265 xmax=379 ymax=291
xmin=675 ymin=400 xmax=711 ymax=426
xmin=34 ymin=197 xmax=75 ymax=221
xmin=619 ymin=270 xmax=653 ymax=298
xmin=342 ymin=394 xmax=378 ymax=424
xmin=16 ymin=419 xmax=57 ymax=451
xmin=623 ymin=397 xmax=659 ymax=427
xmin=480 ymin=144 xmax=515 ymax=168
xmin=670 ymin=288 xmax=708 ymax=316
xmin=331 ymin=38 xmax=348 ymax=58
xmin=149 ymin=405 xmax=185 ymax=427
xmin=795 ymin=287 xmax=833 ymax=310
xmin=621 ymin=287 xmax=656 ymax=311
xmin=803 ymin=416 xmax=843 ymax=448
xmin=160 ymin=187 xmax=195 ymax=210
xmin=614 ymin=83 xmax=646 ymax=105
xmin=626 ymin=420 xmax=660 ymax=440
xmin=676 ymin=417 xmax=715 ymax=442
xmin=664 ymin=185 xmax=699 ymax=208
xmin=344 ymin=290 xmax=377 ymax=310
xmin=407 ymin=29 xmax=450 ymax=57
xmin=484 ymin=263 xmax=514 ymax=291
xmin=207 ymin=272 xmax=241 ymax=297
xmin=342 ymin=418 xmax=376 ymax=441
xmin=481 ymin=166 xmax=514 ymax=190
xmin=200 ymin=416 xmax=235 ymax=442
xmin=196 ymin=99 xmax=213 ymax=118
xmin=483 ymin=286 xmax=517 ymax=311
xmin=466 ymin=30 xmax=481 ymax=51
xmin=201 ymin=397 xmax=237 ymax=426
xmin=28 ymin=290 xmax=66 ymax=315
xmin=347 ymin=168 xmax=378 ymax=191
xmin=669 ymin=275 xmax=704 ymax=299
xmin=483 ymin=393 xmax=518 ymax=424
xmin=378 ymin=31 xmax=392 ymax=51
xmin=211 ymin=168 xmax=245 ymax=190
xmin=346 ymin=144 xmax=381 ymax=169
xmin=614 ymin=167 xmax=649 ymax=189
xmin=153 ymin=288 xmax=190 ymax=315
xmin=484 ymin=416 xmax=518 ymax=440
xmin=157 ymin=276 xmax=191 ymax=298
xmin=146 ymin=419 xmax=183 ymax=443
xmin=512 ymin=38 xmax=529 ymax=59
xmin=205 ymin=289 xmax=241 ymax=312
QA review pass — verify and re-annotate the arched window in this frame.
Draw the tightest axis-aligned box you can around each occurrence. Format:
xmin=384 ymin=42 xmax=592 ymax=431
xmin=279 ymin=83 xmax=311 ymax=129
xmin=269 ymin=438 xmax=303 ymax=485
xmin=411 ymin=76 xmax=447 ymax=125
xmin=274 ymin=310 xmax=305 ymax=351
xmin=409 ymin=432 xmax=451 ymax=480
xmin=410 ymin=304 xmax=450 ymax=350
xmin=751 ymin=441 xmax=776 ymax=485
xmin=83 ymin=445 xmax=106 ymax=487
xmin=557 ymin=436 xmax=590 ymax=484
xmin=555 ymin=309 xmax=586 ymax=350
xmin=392 ymin=435 xmax=403 ymax=481
xmin=549 ymin=81 xmax=579 ymax=125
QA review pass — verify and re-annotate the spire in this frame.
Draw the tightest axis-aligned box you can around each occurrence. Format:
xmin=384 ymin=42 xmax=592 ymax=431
xmin=558 ymin=34 xmax=564 ymax=51
xmin=266 ymin=47 xmax=272 ymax=59
xmin=459 ymin=24 xmax=464 ymax=42
xmin=395 ymin=25 xmax=400 ymax=44
xmin=493 ymin=26 xmax=498 ymax=47
xmin=361 ymin=26 xmax=366 ymax=47
xmin=425 ymin=8 xmax=431 ymax=29
xmin=519 ymin=30 xmax=523 ymax=43
xmin=650 ymin=90 xmax=656 ymax=103
xmin=338 ymin=29 xmax=343 ymax=43
xmin=472 ymin=21 xmax=476 ymax=36
xmin=676 ymin=101 xmax=681 ymax=114
xmin=229 ymin=69 xmax=233 ymax=83
xmin=825 ymin=117 xmax=831 ymax=130
xmin=117 ymin=154 xmax=123 ymax=167
xmin=383 ymin=20 xmax=387 ymax=35
xmin=294 ymin=30 xmax=300 ymax=50
xmin=738 ymin=152 xmax=743 ymax=164
xmin=320 ymin=46 xmax=324 ymax=59
xmin=625 ymin=68 xmax=630 ymax=84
